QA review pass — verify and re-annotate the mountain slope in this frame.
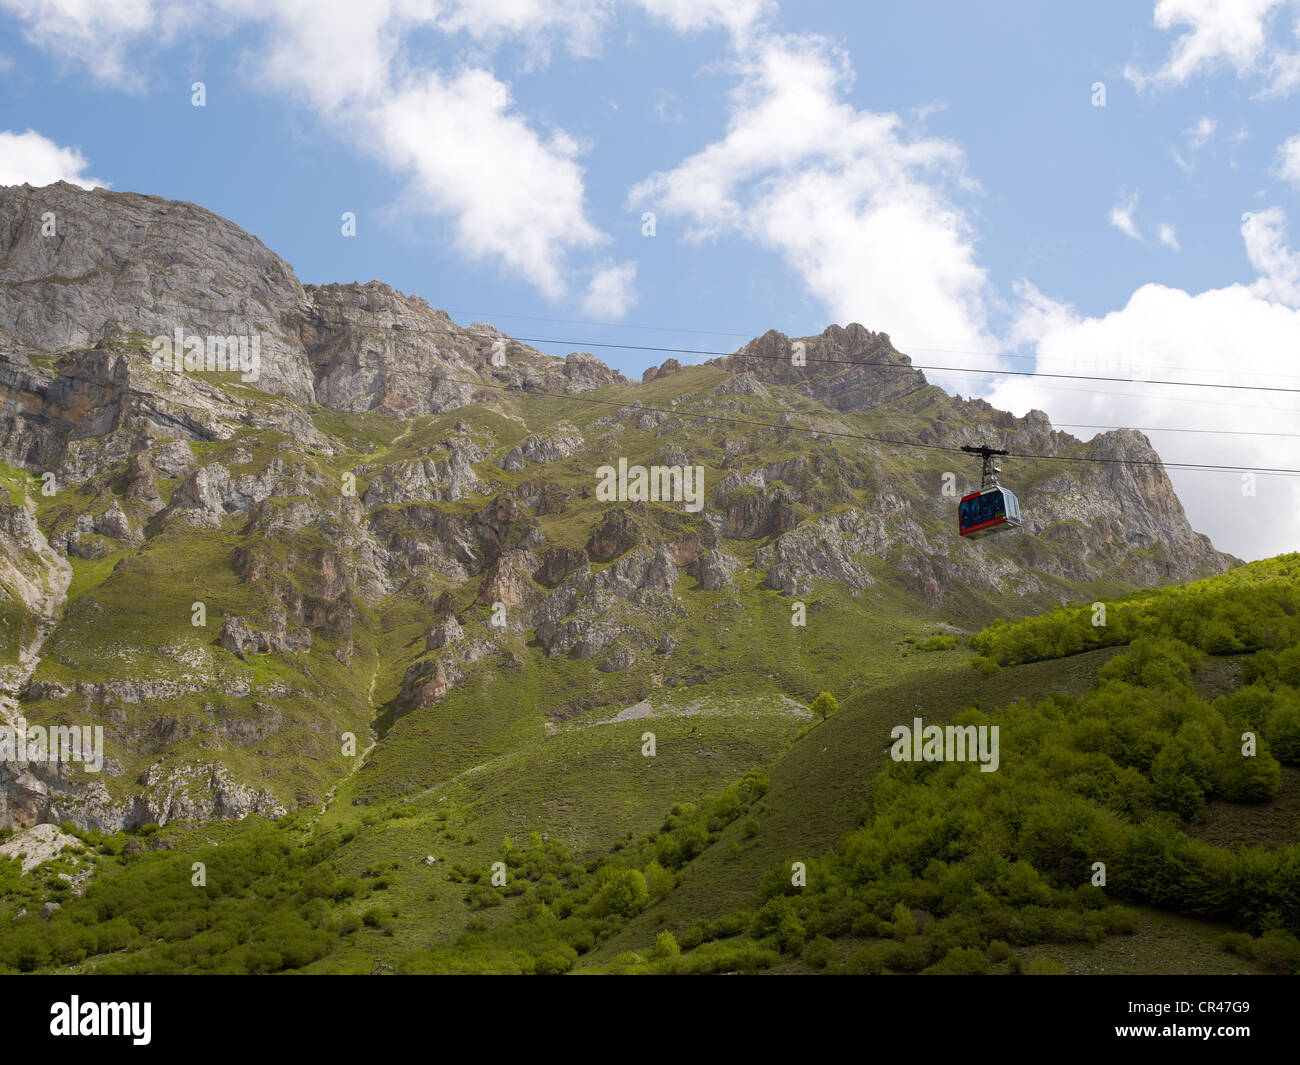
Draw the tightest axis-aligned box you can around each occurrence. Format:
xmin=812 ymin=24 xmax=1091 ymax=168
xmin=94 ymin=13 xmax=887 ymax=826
xmin=0 ymin=181 xmax=1235 ymax=844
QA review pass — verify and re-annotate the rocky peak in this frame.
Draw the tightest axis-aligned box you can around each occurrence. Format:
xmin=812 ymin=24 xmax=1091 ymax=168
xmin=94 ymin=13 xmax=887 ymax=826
xmin=711 ymin=323 xmax=925 ymax=412
xmin=0 ymin=182 xmax=315 ymax=401
xmin=0 ymin=182 xmax=627 ymax=426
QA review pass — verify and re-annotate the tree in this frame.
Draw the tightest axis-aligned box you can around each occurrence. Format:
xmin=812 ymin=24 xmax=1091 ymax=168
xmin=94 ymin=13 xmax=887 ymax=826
xmin=651 ymin=930 xmax=680 ymax=961
xmin=811 ymin=691 xmax=838 ymax=722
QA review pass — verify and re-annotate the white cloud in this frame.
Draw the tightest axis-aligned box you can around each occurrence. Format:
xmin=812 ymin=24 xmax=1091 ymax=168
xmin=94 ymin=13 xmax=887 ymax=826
xmin=634 ymin=0 xmax=774 ymax=38
xmin=222 ymin=0 xmax=399 ymax=111
xmin=1109 ymin=192 xmax=1142 ymax=241
xmin=428 ymin=0 xmax=614 ymax=64
xmin=1264 ymin=47 xmax=1300 ymax=95
xmin=0 ymin=0 xmax=196 ymax=90
xmin=1244 ymin=206 xmax=1300 ymax=305
xmin=1158 ymin=222 xmax=1181 ymax=250
xmin=1275 ymin=133 xmax=1300 ymax=188
xmin=1186 ymin=114 xmax=1217 ymax=147
xmin=1126 ymin=0 xmax=1300 ymax=95
xmin=1126 ymin=0 xmax=1289 ymax=90
xmin=581 ymin=260 xmax=639 ymax=317
xmin=0 ymin=129 xmax=106 ymax=187
xmin=630 ymin=32 xmax=995 ymax=385
xmin=372 ymin=69 xmax=605 ymax=300
xmin=995 ymin=213 xmax=1300 ymax=562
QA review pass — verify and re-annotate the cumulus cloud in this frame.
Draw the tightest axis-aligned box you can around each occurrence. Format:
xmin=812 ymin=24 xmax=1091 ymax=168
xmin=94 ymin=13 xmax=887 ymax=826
xmin=0 ymin=129 xmax=106 ymax=187
xmin=1125 ymin=0 xmax=1300 ymax=95
xmin=581 ymin=260 xmax=639 ymax=318
xmin=1125 ymin=0 xmax=1289 ymax=89
xmin=995 ymin=212 xmax=1300 ymax=561
xmin=372 ymin=69 xmax=605 ymax=300
xmin=1243 ymin=206 xmax=1300 ymax=305
xmin=630 ymin=32 xmax=996 ymax=387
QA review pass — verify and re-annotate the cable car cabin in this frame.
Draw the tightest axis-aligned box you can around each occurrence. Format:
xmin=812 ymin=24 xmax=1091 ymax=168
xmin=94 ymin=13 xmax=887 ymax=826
xmin=958 ymin=486 xmax=1022 ymax=538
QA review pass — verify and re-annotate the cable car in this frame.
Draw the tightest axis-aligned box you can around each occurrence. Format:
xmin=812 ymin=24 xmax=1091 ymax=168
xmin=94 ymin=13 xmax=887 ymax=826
xmin=958 ymin=444 xmax=1022 ymax=539
xmin=959 ymin=485 xmax=1021 ymax=538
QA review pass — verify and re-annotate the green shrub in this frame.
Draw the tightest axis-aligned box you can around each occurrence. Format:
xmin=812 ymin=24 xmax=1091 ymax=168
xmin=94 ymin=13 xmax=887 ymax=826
xmin=1252 ymin=930 xmax=1300 ymax=974
xmin=917 ymin=635 xmax=958 ymax=652
xmin=1220 ymin=932 xmax=1254 ymax=958
xmin=925 ymin=946 xmax=988 ymax=974
xmin=585 ymin=868 xmax=649 ymax=919
xmin=802 ymin=935 xmax=835 ymax=970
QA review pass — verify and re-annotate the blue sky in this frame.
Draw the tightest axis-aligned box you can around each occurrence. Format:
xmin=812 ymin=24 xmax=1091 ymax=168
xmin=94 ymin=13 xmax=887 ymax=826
xmin=1 ymin=0 xmax=1299 ymax=560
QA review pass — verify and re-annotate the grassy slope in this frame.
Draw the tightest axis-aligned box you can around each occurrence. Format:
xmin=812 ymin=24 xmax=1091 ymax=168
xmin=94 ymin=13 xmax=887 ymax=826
xmin=7 ymin=559 xmax=1296 ymax=973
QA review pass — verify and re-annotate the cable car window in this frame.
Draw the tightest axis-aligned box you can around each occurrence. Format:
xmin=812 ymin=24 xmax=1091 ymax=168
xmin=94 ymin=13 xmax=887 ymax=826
xmin=961 ymin=491 xmax=1005 ymax=530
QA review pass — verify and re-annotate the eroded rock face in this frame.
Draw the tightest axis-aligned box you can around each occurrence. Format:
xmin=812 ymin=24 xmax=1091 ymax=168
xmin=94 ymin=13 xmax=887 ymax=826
xmin=158 ymin=457 xmax=325 ymax=529
xmin=712 ymin=372 xmax=769 ymax=397
xmin=527 ymin=544 xmax=683 ymax=664
xmin=691 ymin=549 xmax=741 ymax=590
xmin=396 ymin=633 xmax=502 ymax=712
xmin=586 ymin=508 xmax=642 ymax=562
xmin=362 ymin=438 xmax=485 ymax=505
xmin=535 ymin=545 xmax=587 ymax=587
xmin=499 ymin=425 xmax=583 ymax=471
xmin=0 ymin=183 xmax=316 ymax=402
xmin=564 ymin=352 xmax=625 ymax=391
xmin=219 ymin=610 xmax=312 ymax=659
xmin=426 ymin=616 xmax=464 ymax=651
xmin=0 ymin=757 xmax=285 ymax=833
xmin=711 ymin=485 xmax=799 ymax=540
xmin=477 ymin=549 xmax=541 ymax=619
xmin=757 ymin=509 xmax=886 ymax=596
xmin=0 ymin=823 xmax=79 ymax=872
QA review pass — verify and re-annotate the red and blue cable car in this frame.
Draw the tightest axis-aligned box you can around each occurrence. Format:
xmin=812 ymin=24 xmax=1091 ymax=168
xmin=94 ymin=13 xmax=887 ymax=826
xmin=958 ymin=444 xmax=1022 ymax=539
xmin=959 ymin=485 xmax=1022 ymax=538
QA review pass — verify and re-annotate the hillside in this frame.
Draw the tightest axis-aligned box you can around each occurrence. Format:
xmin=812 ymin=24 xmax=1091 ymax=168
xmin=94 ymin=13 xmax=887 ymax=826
xmin=0 ymin=181 xmax=1266 ymax=975
xmin=3 ymin=554 xmax=1297 ymax=975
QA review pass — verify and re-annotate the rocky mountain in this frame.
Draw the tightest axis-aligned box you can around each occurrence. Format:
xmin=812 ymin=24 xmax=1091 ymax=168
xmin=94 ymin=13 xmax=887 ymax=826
xmin=0 ymin=181 xmax=1236 ymax=832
